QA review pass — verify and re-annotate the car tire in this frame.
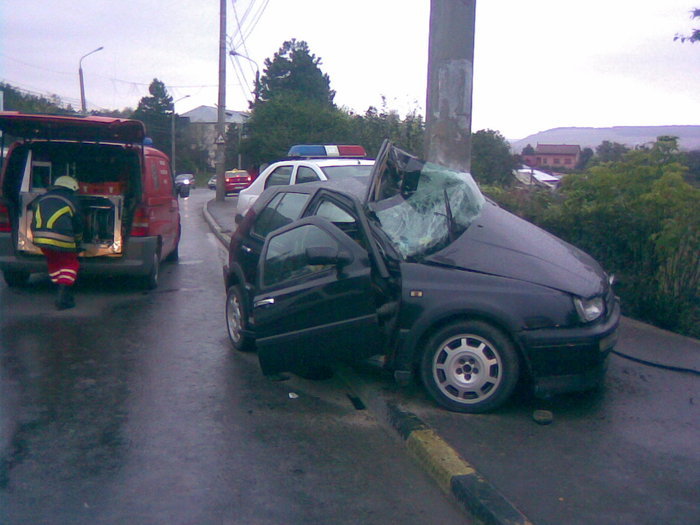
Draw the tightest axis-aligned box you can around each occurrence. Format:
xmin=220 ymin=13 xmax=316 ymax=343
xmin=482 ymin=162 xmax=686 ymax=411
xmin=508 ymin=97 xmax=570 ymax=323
xmin=3 ymin=270 xmax=30 ymax=287
xmin=165 ymin=242 xmax=179 ymax=262
xmin=226 ymin=285 xmax=253 ymax=352
xmin=420 ymin=320 xmax=519 ymax=413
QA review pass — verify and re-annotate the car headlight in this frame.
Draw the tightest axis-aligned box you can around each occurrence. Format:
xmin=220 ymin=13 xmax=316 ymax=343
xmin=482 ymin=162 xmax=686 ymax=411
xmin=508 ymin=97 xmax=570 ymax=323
xmin=574 ymin=296 xmax=605 ymax=323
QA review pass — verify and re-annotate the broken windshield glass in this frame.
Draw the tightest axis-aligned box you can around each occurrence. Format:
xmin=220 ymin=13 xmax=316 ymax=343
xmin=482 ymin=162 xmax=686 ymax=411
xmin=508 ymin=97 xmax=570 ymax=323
xmin=368 ymin=147 xmax=484 ymax=260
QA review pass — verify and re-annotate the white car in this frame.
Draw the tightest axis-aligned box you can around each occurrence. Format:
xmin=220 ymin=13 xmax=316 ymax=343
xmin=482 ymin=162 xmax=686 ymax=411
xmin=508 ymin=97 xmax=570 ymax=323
xmin=236 ymin=145 xmax=374 ymax=218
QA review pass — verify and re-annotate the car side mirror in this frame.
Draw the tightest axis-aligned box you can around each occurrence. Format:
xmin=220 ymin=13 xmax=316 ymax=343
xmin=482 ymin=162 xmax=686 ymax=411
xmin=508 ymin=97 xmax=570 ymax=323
xmin=305 ymin=246 xmax=352 ymax=267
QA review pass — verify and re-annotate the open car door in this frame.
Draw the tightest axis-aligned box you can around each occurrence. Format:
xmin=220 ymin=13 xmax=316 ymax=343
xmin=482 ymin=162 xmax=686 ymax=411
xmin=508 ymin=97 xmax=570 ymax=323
xmin=253 ymin=216 xmax=382 ymax=376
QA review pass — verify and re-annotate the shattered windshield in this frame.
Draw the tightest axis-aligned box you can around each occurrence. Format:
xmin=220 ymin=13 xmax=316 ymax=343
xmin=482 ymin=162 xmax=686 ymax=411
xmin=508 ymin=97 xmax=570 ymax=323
xmin=368 ymin=153 xmax=484 ymax=260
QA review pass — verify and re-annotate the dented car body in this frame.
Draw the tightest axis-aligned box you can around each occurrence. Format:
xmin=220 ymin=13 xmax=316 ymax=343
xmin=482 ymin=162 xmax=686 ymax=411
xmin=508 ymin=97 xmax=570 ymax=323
xmin=224 ymin=141 xmax=620 ymax=412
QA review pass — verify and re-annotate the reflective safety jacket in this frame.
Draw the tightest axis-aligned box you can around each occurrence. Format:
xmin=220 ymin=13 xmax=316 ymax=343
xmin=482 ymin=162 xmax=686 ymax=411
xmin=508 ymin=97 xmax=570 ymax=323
xmin=31 ymin=187 xmax=84 ymax=252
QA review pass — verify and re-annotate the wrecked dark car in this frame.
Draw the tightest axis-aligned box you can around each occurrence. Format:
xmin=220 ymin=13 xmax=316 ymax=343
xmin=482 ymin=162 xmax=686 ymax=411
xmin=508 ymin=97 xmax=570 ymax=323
xmin=223 ymin=141 xmax=620 ymax=413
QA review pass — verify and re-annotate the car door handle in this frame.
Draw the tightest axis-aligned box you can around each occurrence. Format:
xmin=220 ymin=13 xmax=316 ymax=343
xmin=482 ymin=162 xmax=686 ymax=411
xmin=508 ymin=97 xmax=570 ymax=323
xmin=254 ymin=297 xmax=275 ymax=308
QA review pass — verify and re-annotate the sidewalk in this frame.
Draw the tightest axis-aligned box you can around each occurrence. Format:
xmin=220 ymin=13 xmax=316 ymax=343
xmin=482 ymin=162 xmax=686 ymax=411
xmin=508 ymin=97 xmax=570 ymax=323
xmin=203 ymin=195 xmax=699 ymax=524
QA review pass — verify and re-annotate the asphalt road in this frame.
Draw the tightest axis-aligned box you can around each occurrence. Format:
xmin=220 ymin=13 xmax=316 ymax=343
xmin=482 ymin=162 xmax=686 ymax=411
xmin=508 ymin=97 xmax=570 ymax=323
xmin=0 ymin=190 xmax=468 ymax=524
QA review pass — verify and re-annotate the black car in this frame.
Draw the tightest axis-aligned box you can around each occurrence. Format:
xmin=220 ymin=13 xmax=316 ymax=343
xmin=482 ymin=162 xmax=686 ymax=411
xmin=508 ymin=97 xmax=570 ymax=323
xmin=223 ymin=141 xmax=620 ymax=413
xmin=174 ymin=173 xmax=195 ymax=196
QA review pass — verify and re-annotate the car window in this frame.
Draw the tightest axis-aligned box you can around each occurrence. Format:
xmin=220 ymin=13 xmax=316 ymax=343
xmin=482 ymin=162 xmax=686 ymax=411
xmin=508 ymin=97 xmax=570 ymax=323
xmin=370 ymin=160 xmax=485 ymax=260
xmin=252 ymin=192 xmax=310 ymax=239
xmin=262 ymin=224 xmax=337 ymax=287
xmin=265 ymin=166 xmax=293 ymax=189
xmin=313 ymin=199 xmax=364 ymax=245
xmin=295 ymin=166 xmax=321 ymax=184
xmin=321 ymin=164 xmax=373 ymax=180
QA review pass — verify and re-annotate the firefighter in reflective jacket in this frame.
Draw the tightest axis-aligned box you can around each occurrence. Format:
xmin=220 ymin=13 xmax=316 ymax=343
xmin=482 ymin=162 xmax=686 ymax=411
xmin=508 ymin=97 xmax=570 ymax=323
xmin=31 ymin=176 xmax=84 ymax=309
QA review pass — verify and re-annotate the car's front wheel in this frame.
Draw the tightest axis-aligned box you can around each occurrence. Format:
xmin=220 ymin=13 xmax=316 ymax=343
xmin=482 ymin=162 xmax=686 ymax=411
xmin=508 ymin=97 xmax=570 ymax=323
xmin=3 ymin=270 xmax=30 ymax=287
xmin=420 ymin=320 xmax=519 ymax=413
xmin=226 ymin=285 xmax=253 ymax=352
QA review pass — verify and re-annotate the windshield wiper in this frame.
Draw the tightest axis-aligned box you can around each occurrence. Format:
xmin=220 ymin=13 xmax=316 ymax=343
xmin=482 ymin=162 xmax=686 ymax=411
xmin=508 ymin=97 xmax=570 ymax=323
xmin=443 ymin=188 xmax=457 ymax=242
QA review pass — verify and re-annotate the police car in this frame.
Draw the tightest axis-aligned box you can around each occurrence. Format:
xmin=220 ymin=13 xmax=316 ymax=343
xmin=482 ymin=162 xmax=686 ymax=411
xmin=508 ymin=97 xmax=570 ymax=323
xmin=235 ymin=145 xmax=374 ymax=218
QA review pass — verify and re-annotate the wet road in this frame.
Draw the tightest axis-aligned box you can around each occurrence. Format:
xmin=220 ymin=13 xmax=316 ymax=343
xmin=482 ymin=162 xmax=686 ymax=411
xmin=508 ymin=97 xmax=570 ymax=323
xmin=363 ymin=345 xmax=700 ymax=524
xmin=0 ymin=190 xmax=467 ymax=524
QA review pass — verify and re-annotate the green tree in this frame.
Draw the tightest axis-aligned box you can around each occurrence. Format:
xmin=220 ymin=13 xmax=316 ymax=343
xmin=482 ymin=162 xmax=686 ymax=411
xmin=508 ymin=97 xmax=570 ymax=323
xmin=576 ymin=147 xmax=594 ymax=170
xmin=594 ymin=140 xmax=629 ymax=163
xmin=131 ymin=79 xmax=173 ymax=153
xmin=256 ymin=39 xmax=335 ymax=106
xmin=241 ymin=41 xmax=354 ymax=166
xmin=470 ymin=129 xmax=517 ymax=186
xmin=348 ymin=100 xmax=425 ymax=158
xmin=675 ymin=8 xmax=700 ymax=43
xmin=521 ymin=144 xmax=535 ymax=156
xmin=241 ymin=94 xmax=353 ymax=166
xmin=0 ymin=83 xmax=74 ymax=114
xmin=543 ymin=137 xmax=699 ymax=337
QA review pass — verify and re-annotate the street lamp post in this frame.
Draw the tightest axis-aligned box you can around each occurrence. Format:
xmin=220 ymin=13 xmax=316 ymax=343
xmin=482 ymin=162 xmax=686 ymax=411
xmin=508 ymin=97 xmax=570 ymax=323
xmin=171 ymin=95 xmax=191 ymax=174
xmin=229 ymin=50 xmax=260 ymax=104
xmin=229 ymin=50 xmax=260 ymax=169
xmin=79 ymin=46 xmax=104 ymax=114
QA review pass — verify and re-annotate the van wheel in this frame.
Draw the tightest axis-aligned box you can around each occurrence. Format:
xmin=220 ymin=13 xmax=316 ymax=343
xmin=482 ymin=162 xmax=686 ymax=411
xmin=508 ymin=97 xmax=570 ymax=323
xmin=165 ymin=241 xmax=179 ymax=262
xmin=3 ymin=270 xmax=30 ymax=287
xmin=226 ymin=285 xmax=253 ymax=351
xmin=420 ymin=321 xmax=519 ymax=413
xmin=143 ymin=252 xmax=160 ymax=289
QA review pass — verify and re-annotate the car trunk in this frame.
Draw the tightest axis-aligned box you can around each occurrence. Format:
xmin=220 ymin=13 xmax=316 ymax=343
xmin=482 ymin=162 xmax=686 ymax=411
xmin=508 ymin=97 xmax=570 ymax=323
xmin=4 ymin=140 xmax=141 ymax=258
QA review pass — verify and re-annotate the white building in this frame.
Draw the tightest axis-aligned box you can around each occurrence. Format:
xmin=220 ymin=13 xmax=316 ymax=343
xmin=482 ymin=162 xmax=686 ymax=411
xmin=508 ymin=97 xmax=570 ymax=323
xmin=181 ymin=105 xmax=248 ymax=168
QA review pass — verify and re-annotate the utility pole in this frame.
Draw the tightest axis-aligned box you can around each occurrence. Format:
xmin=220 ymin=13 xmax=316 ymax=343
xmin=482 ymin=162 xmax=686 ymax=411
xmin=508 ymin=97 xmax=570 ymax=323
xmin=215 ymin=0 xmax=227 ymax=201
xmin=425 ymin=0 xmax=476 ymax=172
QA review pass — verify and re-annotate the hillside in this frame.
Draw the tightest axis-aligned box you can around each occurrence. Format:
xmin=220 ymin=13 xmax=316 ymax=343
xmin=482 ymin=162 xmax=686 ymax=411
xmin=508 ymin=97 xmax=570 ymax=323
xmin=509 ymin=126 xmax=700 ymax=153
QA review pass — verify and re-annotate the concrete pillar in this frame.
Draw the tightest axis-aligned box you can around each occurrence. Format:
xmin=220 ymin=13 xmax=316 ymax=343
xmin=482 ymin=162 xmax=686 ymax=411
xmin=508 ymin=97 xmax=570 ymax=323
xmin=425 ymin=0 xmax=477 ymax=172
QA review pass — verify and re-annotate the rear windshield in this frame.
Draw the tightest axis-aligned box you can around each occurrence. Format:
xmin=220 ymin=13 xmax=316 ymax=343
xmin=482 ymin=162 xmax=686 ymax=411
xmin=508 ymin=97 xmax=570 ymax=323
xmin=370 ymin=162 xmax=484 ymax=260
xmin=321 ymin=164 xmax=373 ymax=180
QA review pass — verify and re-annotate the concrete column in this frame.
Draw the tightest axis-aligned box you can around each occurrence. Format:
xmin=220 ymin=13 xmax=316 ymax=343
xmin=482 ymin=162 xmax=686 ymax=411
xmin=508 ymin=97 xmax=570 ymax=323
xmin=425 ymin=0 xmax=477 ymax=172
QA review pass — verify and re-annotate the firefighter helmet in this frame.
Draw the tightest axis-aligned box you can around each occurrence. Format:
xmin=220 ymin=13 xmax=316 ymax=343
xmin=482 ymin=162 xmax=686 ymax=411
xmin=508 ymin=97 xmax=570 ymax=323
xmin=54 ymin=176 xmax=79 ymax=192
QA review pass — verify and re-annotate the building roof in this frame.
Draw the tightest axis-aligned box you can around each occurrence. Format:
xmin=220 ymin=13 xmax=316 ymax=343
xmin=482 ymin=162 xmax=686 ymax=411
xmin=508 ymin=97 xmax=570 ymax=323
xmin=535 ymin=144 xmax=581 ymax=155
xmin=181 ymin=105 xmax=249 ymax=124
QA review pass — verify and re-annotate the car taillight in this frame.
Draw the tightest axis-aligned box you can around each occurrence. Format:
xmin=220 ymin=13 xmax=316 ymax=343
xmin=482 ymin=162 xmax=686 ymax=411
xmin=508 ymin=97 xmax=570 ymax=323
xmin=130 ymin=206 xmax=150 ymax=236
xmin=0 ymin=203 xmax=11 ymax=233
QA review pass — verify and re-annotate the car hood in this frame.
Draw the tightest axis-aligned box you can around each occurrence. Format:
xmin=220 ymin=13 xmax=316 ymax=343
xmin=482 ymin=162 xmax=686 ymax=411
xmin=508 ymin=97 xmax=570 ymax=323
xmin=0 ymin=112 xmax=146 ymax=144
xmin=426 ymin=201 xmax=607 ymax=297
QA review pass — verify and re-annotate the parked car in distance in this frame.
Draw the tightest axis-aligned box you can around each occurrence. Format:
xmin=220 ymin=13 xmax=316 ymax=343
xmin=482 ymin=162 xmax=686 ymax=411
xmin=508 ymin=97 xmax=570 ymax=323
xmin=0 ymin=112 xmax=187 ymax=289
xmin=208 ymin=175 xmax=217 ymax=190
xmin=174 ymin=173 xmax=195 ymax=196
xmin=223 ymin=141 xmax=620 ymax=413
xmin=236 ymin=145 xmax=374 ymax=218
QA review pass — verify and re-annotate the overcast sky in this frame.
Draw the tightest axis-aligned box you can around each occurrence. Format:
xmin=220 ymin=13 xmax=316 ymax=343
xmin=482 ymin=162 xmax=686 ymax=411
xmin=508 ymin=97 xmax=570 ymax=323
xmin=1 ymin=0 xmax=698 ymax=139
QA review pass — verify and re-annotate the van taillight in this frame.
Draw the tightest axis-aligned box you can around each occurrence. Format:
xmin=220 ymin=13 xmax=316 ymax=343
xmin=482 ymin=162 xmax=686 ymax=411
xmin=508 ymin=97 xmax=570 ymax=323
xmin=0 ymin=203 xmax=11 ymax=233
xmin=130 ymin=206 xmax=150 ymax=236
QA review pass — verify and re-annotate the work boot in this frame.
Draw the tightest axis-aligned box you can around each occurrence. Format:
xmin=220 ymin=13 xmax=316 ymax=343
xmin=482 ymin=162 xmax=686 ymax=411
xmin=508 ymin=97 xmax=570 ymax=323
xmin=55 ymin=284 xmax=75 ymax=310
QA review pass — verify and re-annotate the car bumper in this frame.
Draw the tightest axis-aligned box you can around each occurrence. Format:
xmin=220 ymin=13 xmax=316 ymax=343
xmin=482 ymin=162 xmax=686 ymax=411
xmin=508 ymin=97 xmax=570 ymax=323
xmin=0 ymin=234 xmax=159 ymax=278
xmin=225 ymin=183 xmax=251 ymax=194
xmin=517 ymin=299 xmax=620 ymax=396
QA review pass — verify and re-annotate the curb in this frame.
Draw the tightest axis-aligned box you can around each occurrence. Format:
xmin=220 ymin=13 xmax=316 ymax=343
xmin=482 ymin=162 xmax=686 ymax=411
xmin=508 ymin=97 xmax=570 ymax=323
xmin=337 ymin=366 xmax=532 ymax=525
xmin=204 ymin=200 xmax=532 ymax=525
xmin=203 ymin=201 xmax=233 ymax=246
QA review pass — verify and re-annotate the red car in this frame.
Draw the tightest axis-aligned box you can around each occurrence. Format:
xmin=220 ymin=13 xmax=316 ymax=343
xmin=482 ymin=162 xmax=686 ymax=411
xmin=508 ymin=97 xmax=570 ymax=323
xmin=224 ymin=170 xmax=253 ymax=195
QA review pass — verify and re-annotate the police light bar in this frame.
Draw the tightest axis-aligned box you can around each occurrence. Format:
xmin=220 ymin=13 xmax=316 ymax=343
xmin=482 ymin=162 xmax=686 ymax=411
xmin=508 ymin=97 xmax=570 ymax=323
xmin=287 ymin=144 xmax=367 ymax=158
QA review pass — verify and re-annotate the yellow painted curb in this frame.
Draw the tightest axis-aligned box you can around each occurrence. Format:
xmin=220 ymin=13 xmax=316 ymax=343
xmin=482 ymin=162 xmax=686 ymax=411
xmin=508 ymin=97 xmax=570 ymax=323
xmin=407 ymin=428 xmax=476 ymax=493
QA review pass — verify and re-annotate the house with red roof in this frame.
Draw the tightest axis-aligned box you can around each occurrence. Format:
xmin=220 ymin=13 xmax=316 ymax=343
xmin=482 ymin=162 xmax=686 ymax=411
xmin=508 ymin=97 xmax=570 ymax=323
xmin=522 ymin=144 xmax=581 ymax=169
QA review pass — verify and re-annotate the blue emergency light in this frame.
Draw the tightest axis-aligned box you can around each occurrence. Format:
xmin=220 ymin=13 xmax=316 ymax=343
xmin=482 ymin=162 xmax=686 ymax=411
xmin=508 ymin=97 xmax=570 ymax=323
xmin=287 ymin=144 xmax=367 ymax=158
